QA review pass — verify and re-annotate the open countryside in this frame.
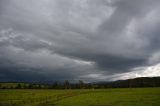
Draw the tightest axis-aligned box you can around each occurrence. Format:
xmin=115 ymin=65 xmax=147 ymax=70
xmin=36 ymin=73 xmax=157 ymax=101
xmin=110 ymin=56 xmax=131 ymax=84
xmin=0 ymin=77 xmax=160 ymax=106
xmin=0 ymin=88 xmax=160 ymax=106
xmin=1 ymin=0 xmax=160 ymax=106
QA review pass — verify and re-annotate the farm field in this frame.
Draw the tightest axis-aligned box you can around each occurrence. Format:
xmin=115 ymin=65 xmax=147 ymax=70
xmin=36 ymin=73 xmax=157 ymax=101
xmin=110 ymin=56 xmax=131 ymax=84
xmin=0 ymin=88 xmax=160 ymax=106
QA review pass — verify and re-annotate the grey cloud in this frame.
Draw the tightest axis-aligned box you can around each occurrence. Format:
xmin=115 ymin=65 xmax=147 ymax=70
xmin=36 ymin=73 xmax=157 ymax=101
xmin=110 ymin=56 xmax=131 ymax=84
xmin=0 ymin=0 xmax=160 ymax=82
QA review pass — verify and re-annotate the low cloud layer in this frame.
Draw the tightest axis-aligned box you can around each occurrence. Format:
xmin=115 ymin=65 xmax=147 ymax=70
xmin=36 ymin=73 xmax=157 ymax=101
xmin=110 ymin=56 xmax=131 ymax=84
xmin=0 ymin=0 xmax=160 ymax=82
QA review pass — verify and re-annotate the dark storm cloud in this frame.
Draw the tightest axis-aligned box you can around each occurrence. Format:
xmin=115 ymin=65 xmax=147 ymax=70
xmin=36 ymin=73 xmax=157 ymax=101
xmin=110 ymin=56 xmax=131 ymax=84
xmin=0 ymin=0 xmax=160 ymax=82
xmin=53 ymin=50 xmax=147 ymax=72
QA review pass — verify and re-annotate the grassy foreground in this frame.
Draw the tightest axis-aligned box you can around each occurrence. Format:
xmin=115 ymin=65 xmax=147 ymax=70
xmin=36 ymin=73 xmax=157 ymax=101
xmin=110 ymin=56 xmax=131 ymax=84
xmin=0 ymin=88 xmax=160 ymax=106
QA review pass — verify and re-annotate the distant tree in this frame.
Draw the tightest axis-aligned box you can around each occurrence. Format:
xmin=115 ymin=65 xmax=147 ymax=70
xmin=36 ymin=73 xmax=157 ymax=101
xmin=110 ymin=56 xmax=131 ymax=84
xmin=37 ymin=84 xmax=42 ymax=89
xmin=129 ymin=79 xmax=135 ymax=88
xmin=79 ymin=80 xmax=84 ymax=89
xmin=44 ymin=84 xmax=49 ymax=89
xmin=64 ymin=80 xmax=70 ymax=89
xmin=10 ymin=86 xmax=14 ymax=89
xmin=28 ymin=84 xmax=33 ymax=89
xmin=2 ymin=87 xmax=6 ymax=89
xmin=23 ymin=84 xmax=28 ymax=89
xmin=16 ymin=84 xmax=22 ymax=89
xmin=52 ymin=81 xmax=59 ymax=89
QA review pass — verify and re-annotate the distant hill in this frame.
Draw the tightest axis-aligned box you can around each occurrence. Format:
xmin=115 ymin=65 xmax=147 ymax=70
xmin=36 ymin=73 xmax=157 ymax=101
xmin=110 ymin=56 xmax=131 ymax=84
xmin=0 ymin=77 xmax=160 ymax=89
xmin=96 ymin=77 xmax=160 ymax=88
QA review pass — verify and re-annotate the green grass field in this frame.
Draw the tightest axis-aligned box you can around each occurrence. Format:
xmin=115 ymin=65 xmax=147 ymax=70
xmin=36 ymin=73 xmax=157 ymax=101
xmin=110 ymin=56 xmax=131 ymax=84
xmin=0 ymin=88 xmax=160 ymax=106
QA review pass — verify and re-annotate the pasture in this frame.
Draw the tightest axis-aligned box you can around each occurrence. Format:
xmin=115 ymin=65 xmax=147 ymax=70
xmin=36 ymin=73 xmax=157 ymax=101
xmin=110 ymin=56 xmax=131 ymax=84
xmin=0 ymin=88 xmax=160 ymax=106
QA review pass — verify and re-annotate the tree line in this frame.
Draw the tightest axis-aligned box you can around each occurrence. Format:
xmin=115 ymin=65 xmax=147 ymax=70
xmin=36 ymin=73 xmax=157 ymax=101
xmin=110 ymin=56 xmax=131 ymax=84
xmin=0 ymin=80 xmax=85 ymax=89
xmin=0 ymin=77 xmax=160 ymax=89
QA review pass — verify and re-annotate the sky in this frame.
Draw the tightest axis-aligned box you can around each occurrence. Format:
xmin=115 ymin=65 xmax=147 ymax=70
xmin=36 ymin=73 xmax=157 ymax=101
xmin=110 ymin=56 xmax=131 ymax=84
xmin=0 ymin=0 xmax=160 ymax=82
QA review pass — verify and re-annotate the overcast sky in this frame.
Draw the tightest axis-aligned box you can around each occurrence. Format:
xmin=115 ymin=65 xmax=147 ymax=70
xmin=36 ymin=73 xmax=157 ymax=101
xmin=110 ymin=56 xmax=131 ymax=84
xmin=0 ymin=0 xmax=160 ymax=82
